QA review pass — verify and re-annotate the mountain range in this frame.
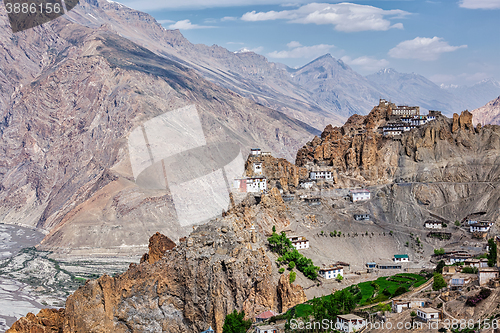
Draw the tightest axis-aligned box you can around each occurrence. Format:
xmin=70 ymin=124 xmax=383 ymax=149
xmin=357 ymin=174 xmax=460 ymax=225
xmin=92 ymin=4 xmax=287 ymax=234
xmin=63 ymin=0 xmax=500 ymax=130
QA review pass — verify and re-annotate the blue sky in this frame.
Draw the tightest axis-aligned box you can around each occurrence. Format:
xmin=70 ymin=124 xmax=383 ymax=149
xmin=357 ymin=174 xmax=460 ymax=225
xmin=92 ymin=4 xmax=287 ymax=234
xmin=114 ymin=0 xmax=500 ymax=86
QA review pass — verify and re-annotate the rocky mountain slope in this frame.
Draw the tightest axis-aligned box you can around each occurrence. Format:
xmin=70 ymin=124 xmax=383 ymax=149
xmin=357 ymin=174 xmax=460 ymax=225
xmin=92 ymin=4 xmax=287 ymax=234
xmin=7 ymin=189 xmax=308 ymax=333
xmin=366 ymin=68 xmax=460 ymax=112
xmin=472 ymin=95 xmax=500 ymax=126
xmin=0 ymin=7 xmax=319 ymax=257
xmin=443 ymin=78 xmax=500 ymax=111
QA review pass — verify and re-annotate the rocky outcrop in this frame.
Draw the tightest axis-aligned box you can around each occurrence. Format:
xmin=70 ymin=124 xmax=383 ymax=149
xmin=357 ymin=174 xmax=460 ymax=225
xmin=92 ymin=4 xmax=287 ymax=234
xmin=472 ymin=96 xmax=500 ymax=126
xmin=6 ymin=308 xmax=65 ymax=333
xmin=140 ymin=232 xmax=176 ymax=265
xmin=245 ymin=155 xmax=308 ymax=191
xmin=277 ymin=273 xmax=308 ymax=313
xmin=9 ymin=192 xmax=305 ymax=333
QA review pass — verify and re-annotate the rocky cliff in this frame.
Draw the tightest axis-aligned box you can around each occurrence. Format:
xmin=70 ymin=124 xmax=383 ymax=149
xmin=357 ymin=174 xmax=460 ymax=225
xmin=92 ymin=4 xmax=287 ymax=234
xmin=472 ymin=96 xmax=500 ymax=126
xmin=7 ymin=190 xmax=306 ymax=333
xmin=295 ymin=102 xmax=500 ymax=187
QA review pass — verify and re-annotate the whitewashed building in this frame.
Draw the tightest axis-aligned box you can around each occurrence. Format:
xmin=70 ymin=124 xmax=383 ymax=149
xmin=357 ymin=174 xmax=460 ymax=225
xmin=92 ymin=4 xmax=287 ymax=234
xmin=253 ymin=162 xmax=263 ymax=175
xmin=392 ymin=299 xmax=425 ymax=313
xmin=416 ymin=308 xmax=439 ymax=322
xmin=288 ymin=236 xmax=309 ymax=250
xmin=391 ymin=105 xmax=420 ymax=117
xmin=470 ymin=222 xmax=491 ymax=233
xmin=309 ymin=171 xmax=333 ymax=180
xmin=319 ymin=266 xmax=344 ymax=280
xmin=479 ymin=267 xmax=499 ymax=286
xmin=233 ymin=177 xmax=267 ymax=193
xmin=349 ymin=189 xmax=370 ymax=202
xmin=394 ymin=254 xmax=409 ymax=262
xmin=250 ymin=148 xmax=262 ymax=156
xmin=424 ymin=221 xmax=444 ymax=229
xmin=336 ymin=314 xmax=367 ymax=333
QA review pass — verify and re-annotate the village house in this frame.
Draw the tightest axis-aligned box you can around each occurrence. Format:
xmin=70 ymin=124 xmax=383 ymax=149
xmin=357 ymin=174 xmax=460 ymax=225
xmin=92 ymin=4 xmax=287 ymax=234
xmin=288 ymin=236 xmax=310 ymax=250
xmin=255 ymin=325 xmax=279 ymax=333
xmin=366 ymin=262 xmax=377 ymax=272
xmin=336 ymin=314 xmax=367 ymax=333
xmin=309 ymin=171 xmax=333 ymax=180
xmin=261 ymin=151 xmax=271 ymax=156
xmin=250 ymin=148 xmax=262 ymax=156
xmin=416 ymin=308 xmax=440 ymax=322
xmin=448 ymin=276 xmax=472 ymax=290
xmin=391 ymin=299 xmax=425 ymax=313
xmin=464 ymin=258 xmax=480 ymax=268
xmin=393 ymin=254 xmax=409 ymax=263
xmin=233 ymin=177 xmax=267 ymax=193
xmin=470 ymin=222 xmax=491 ymax=233
xmin=391 ymin=105 xmax=420 ymax=117
xmin=447 ymin=254 xmax=470 ymax=265
xmin=304 ymin=197 xmax=321 ymax=206
xmin=378 ymin=263 xmax=402 ymax=270
xmin=424 ymin=221 xmax=444 ymax=229
xmin=442 ymin=266 xmax=457 ymax=275
xmin=478 ymin=267 xmax=499 ymax=286
xmin=480 ymin=258 xmax=489 ymax=267
xmin=255 ymin=310 xmax=276 ymax=323
xmin=354 ymin=214 xmax=370 ymax=221
xmin=349 ymin=189 xmax=370 ymax=202
xmin=319 ymin=265 xmax=344 ymax=280
xmin=253 ymin=162 xmax=263 ymax=175
xmin=300 ymin=181 xmax=314 ymax=189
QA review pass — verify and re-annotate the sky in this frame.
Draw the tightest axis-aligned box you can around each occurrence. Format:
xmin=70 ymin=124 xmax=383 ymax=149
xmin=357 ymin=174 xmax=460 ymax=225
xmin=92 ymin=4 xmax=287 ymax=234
xmin=112 ymin=0 xmax=500 ymax=87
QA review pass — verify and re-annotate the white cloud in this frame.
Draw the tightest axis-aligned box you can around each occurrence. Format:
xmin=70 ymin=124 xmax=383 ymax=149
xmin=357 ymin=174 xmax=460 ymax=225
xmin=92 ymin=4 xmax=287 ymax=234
xmin=236 ymin=46 xmax=265 ymax=53
xmin=157 ymin=19 xmax=175 ymax=25
xmin=268 ymin=42 xmax=334 ymax=59
xmin=241 ymin=3 xmax=410 ymax=32
xmin=341 ymin=56 xmax=390 ymax=72
xmin=459 ymin=0 xmax=500 ymax=9
xmin=221 ymin=16 xmax=238 ymax=21
xmin=168 ymin=20 xmax=215 ymax=30
xmin=388 ymin=37 xmax=467 ymax=61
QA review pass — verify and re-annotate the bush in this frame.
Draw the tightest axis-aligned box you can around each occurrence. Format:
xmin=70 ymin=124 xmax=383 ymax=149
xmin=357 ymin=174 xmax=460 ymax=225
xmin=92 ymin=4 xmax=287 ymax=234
xmin=393 ymin=286 xmax=408 ymax=297
xmin=433 ymin=273 xmax=447 ymax=291
xmin=466 ymin=288 xmax=491 ymax=307
xmin=290 ymin=271 xmax=297 ymax=284
xmin=462 ymin=266 xmax=478 ymax=274
xmin=455 ymin=220 xmax=460 ymax=226
xmin=279 ymin=268 xmax=285 ymax=274
xmin=336 ymin=274 xmax=343 ymax=282
xmin=222 ymin=310 xmax=252 ymax=333
xmin=434 ymin=248 xmax=445 ymax=256
xmin=288 ymin=261 xmax=296 ymax=270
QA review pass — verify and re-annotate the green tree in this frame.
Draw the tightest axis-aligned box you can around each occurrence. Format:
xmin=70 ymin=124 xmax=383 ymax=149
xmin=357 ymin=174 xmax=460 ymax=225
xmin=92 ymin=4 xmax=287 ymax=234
xmin=434 ymin=248 xmax=445 ymax=256
xmin=488 ymin=238 xmax=497 ymax=267
xmin=222 ymin=310 xmax=251 ymax=333
xmin=336 ymin=274 xmax=343 ymax=282
xmin=272 ymin=225 xmax=276 ymax=233
xmin=455 ymin=220 xmax=460 ymax=226
xmin=278 ymin=268 xmax=285 ymax=274
xmin=338 ymin=232 xmax=342 ymax=237
xmin=433 ymin=273 xmax=447 ymax=291
xmin=267 ymin=231 xmax=293 ymax=256
xmin=435 ymin=260 xmax=446 ymax=274
xmin=289 ymin=271 xmax=296 ymax=283
xmin=288 ymin=261 xmax=296 ymax=270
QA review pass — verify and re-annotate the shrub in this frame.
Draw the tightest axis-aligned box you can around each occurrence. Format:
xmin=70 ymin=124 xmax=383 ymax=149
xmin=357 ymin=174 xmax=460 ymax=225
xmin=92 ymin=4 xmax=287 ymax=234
xmin=290 ymin=271 xmax=297 ymax=284
xmin=433 ymin=273 xmax=447 ymax=291
xmin=434 ymin=248 xmax=445 ymax=256
xmin=330 ymin=232 xmax=334 ymax=237
xmin=279 ymin=268 xmax=285 ymax=274
xmin=455 ymin=220 xmax=460 ymax=226
xmin=466 ymin=288 xmax=491 ymax=307
xmin=336 ymin=274 xmax=343 ymax=282
xmin=393 ymin=286 xmax=408 ymax=297
xmin=462 ymin=266 xmax=478 ymax=274
xmin=288 ymin=261 xmax=296 ymax=270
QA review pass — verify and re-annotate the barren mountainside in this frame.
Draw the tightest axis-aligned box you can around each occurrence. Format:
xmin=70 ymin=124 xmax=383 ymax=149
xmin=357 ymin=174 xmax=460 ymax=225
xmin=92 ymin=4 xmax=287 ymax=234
xmin=472 ymin=95 xmax=500 ymax=126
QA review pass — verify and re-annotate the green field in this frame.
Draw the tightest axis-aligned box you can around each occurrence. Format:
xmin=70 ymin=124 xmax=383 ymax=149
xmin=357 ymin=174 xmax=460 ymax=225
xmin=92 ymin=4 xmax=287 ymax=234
xmin=288 ymin=273 xmax=429 ymax=319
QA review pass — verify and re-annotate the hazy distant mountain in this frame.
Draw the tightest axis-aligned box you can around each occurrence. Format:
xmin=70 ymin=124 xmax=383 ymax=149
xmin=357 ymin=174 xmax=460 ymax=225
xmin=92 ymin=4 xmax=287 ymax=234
xmin=471 ymin=95 xmax=500 ymax=125
xmin=289 ymin=54 xmax=382 ymax=118
xmin=366 ymin=68 xmax=460 ymax=114
xmin=442 ymin=78 xmax=500 ymax=111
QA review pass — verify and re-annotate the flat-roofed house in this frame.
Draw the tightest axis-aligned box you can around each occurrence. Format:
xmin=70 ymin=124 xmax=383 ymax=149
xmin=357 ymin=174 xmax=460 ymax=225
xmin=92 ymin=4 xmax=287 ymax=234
xmin=479 ymin=267 xmax=499 ymax=286
xmin=319 ymin=266 xmax=344 ymax=280
xmin=394 ymin=254 xmax=409 ymax=262
xmin=470 ymin=222 xmax=491 ymax=233
xmin=417 ymin=308 xmax=439 ymax=322
xmin=310 ymin=171 xmax=332 ymax=180
xmin=336 ymin=314 xmax=367 ymax=333
xmin=424 ymin=221 xmax=444 ymax=229
xmin=465 ymin=258 xmax=480 ymax=268
xmin=251 ymin=148 xmax=262 ymax=156
xmin=253 ymin=162 xmax=263 ymax=175
xmin=392 ymin=299 xmax=425 ymax=313
xmin=349 ymin=189 xmax=370 ymax=202
xmin=288 ymin=236 xmax=309 ymax=250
